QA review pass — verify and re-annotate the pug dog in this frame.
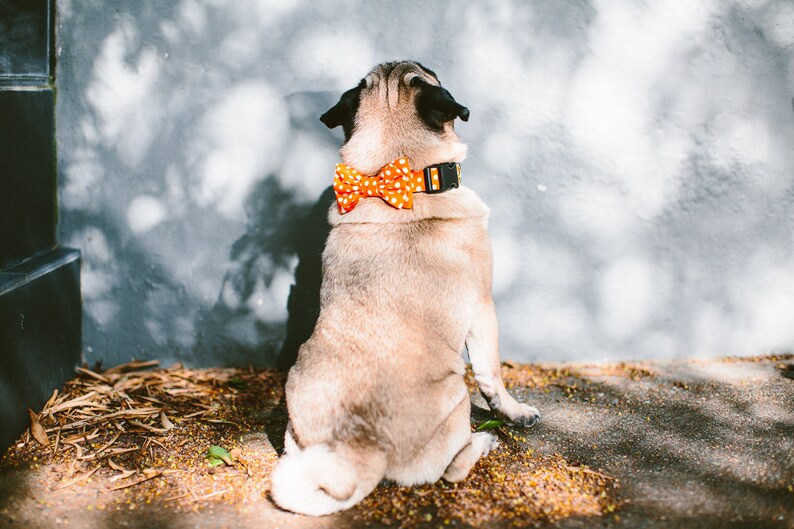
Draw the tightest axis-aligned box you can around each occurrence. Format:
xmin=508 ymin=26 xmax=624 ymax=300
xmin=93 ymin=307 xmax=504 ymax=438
xmin=270 ymin=60 xmax=540 ymax=516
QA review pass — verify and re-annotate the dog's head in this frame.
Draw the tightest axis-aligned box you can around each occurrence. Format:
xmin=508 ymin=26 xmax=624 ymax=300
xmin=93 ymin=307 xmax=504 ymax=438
xmin=320 ymin=61 xmax=469 ymax=175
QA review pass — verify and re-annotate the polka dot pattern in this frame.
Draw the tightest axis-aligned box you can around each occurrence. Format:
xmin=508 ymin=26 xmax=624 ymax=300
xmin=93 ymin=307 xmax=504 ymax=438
xmin=334 ymin=157 xmax=433 ymax=214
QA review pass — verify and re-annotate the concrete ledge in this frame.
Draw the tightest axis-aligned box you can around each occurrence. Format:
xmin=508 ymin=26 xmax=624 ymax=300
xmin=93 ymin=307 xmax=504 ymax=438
xmin=0 ymin=248 xmax=81 ymax=450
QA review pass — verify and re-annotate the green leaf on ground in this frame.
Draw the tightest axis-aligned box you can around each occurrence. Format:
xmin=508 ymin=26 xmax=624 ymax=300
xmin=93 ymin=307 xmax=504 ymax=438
xmin=205 ymin=445 xmax=233 ymax=466
xmin=476 ymin=419 xmax=506 ymax=431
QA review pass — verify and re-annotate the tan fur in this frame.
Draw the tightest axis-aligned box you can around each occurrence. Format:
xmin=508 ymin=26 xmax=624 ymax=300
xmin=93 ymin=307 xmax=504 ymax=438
xmin=270 ymin=61 xmax=539 ymax=516
xmin=341 ymin=62 xmax=468 ymax=176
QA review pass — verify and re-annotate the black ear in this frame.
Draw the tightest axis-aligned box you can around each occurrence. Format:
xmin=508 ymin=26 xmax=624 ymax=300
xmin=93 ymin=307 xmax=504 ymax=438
xmin=320 ymin=80 xmax=365 ymax=142
xmin=411 ymin=77 xmax=470 ymax=132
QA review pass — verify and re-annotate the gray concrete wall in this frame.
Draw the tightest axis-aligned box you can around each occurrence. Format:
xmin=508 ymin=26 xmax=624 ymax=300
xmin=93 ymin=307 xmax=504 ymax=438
xmin=56 ymin=0 xmax=794 ymax=367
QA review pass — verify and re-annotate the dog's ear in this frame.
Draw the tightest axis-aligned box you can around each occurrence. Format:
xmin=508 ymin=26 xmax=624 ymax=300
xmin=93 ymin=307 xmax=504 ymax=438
xmin=320 ymin=80 xmax=365 ymax=142
xmin=411 ymin=77 xmax=470 ymax=132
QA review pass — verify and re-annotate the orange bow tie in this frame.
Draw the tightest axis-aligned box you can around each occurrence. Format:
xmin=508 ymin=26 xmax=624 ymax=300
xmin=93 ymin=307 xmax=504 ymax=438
xmin=333 ymin=157 xmax=458 ymax=214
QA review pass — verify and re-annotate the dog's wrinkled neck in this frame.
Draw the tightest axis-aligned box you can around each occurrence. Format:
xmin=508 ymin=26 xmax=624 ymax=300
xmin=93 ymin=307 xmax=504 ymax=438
xmin=340 ymin=124 xmax=467 ymax=177
xmin=329 ymin=185 xmax=489 ymax=226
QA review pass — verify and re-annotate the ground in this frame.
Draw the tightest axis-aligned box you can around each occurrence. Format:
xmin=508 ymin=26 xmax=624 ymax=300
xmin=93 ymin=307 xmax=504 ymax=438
xmin=0 ymin=355 xmax=792 ymax=529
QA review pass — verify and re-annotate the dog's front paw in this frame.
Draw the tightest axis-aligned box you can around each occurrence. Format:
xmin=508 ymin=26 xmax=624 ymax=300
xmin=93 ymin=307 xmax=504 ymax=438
xmin=507 ymin=403 xmax=541 ymax=428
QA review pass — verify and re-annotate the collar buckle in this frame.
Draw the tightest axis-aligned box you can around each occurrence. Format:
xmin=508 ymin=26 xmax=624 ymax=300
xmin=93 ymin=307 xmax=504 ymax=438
xmin=423 ymin=162 xmax=461 ymax=194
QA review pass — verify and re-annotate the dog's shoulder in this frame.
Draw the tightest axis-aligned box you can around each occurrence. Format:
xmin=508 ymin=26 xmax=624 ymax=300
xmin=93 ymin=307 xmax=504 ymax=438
xmin=328 ymin=186 xmax=489 ymax=226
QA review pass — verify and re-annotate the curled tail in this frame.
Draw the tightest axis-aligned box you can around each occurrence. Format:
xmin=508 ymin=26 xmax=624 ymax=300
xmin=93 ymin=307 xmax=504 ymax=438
xmin=270 ymin=442 xmax=386 ymax=516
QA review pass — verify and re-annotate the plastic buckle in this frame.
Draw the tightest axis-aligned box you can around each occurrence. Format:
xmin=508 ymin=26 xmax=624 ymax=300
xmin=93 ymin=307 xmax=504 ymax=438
xmin=423 ymin=163 xmax=460 ymax=194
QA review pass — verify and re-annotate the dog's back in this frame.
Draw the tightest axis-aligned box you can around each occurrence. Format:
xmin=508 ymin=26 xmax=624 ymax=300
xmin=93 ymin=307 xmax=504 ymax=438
xmin=271 ymin=61 xmax=494 ymax=515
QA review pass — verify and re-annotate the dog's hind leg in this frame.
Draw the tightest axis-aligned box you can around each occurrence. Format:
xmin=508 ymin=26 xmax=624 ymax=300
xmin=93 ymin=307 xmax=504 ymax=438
xmin=270 ymin=441 xmax=386 ymax=516
xmin=442 ymin=432 xmax=499 ymax=482
xmin=466 ymin=301 xmax=541 ymax=427
xmin=283 ymin=421 xmax=299 ymax=455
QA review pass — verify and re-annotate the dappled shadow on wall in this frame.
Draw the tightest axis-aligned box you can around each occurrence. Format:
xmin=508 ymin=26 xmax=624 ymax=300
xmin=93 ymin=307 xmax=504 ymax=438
xmin=190 ymin=179 xmax=335 ymax=368
xmin=60 ymin=0 xmax=794 ymax=367
xmin=55 ymin=0 xmax=343 ymax=368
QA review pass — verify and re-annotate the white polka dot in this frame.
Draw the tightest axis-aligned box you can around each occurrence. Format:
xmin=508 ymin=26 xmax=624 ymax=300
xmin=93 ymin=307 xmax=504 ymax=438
xmin=402 ymin=168 xmax=408 ymax=174
xmin=399 ymin=159 xmax=405 ymax=164
xmin=395 ymin=182 xmax=400 ymax=188
xmin=353 ymin=186 xmax=358 ymax=190
xmin=386 ymin=170 xmax=391 ymax=176
xmin=390 ymin=197 xmax=396 ymax=203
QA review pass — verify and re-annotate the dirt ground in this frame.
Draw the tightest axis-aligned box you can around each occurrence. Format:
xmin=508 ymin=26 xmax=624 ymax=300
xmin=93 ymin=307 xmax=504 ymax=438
xmin=0 ymin=355 xmax=792 ymax=529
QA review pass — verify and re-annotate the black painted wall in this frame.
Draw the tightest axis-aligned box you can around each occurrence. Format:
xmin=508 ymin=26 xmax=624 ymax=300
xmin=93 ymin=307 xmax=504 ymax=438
xmin=0 ymin=0 xmax=52 ymax=81
xmin=0 ymin=250 xmax=81 ymax=449
xmin=0 ymin=0 xmax=82 ymax=449
xmin=0 ymin=0 xmax=56 ymax=269
xmin=0 ymin=90 xmax=57 ymax=269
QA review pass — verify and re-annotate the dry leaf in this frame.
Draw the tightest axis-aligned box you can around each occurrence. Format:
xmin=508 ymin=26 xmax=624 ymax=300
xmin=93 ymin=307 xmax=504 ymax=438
xmin=108 ymin=470 xmax=136 ymax=483
xmin=76 ymin=366 xmax=110 ymax=383
xmin=62 ymin=431 xmax=99 ymax=444
xmin=160 ymin=411 xmax=174 ymax=430
xmin=185 ymin=488 xmax=230 ymax=503
xmin=29 ymin=409 xmax=50 ymax=446
xmin=46 ymin=391 xmax=99 ymax=414
xmin=128 ymin=419 xmax=168 ymax=434
xmin=43 ymin=389 xmax=59 ymax=411
xmin=55 ymin=465 xmax=100 ymax=490
xmin=105 ymin=470 xmax=162 ymax=492
xmin=107 ymin=457 xmax=125 ymax=471
xmin=65 ymin=441 xmax=83 ymax=460
xmin=52 ymin=428 xmax=61 ymax=456
xmin=103 ymin=360 xmax=159 ymax=374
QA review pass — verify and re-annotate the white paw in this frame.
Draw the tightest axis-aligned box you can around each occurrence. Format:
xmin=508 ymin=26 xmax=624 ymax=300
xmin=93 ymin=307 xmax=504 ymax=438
xmin=472 ymin=432 xmax=499 ymax=457
xmin=508 ymin=403 xmax=541 ymax=428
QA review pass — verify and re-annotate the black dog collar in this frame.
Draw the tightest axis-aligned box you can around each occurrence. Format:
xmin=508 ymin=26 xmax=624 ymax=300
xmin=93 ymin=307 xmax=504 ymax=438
xmin=422 ymin=162 xmax=462 ymax=194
